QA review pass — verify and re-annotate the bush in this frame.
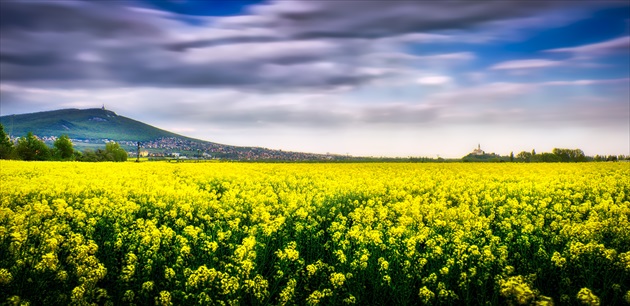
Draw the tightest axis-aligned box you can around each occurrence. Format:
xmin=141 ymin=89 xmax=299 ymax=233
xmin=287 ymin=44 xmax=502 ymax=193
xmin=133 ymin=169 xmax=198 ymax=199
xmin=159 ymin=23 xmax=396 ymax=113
xmin=15 ymin=132 xmax=50 ymax=161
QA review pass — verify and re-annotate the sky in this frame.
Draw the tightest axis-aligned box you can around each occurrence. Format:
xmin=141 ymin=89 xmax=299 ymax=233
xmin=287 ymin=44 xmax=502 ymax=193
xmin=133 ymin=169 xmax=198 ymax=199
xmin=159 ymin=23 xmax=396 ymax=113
xmin=0 ymin=0 xmax=629 ymax=158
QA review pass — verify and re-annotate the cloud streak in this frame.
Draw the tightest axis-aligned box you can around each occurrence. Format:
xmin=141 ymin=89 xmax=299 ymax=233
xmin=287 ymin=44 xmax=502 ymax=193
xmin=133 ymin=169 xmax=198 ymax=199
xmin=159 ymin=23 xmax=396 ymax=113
xmin=490 ymin=59 xmax=564 ymax=70
xmin=546 ymin=36 xmax=630 ymax=56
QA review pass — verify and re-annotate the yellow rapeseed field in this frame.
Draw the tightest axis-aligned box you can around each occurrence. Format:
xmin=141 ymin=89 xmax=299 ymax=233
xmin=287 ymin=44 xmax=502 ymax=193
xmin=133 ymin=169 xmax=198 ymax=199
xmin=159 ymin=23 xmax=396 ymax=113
xmin=1 ymin=161 xmax=629 ymax=305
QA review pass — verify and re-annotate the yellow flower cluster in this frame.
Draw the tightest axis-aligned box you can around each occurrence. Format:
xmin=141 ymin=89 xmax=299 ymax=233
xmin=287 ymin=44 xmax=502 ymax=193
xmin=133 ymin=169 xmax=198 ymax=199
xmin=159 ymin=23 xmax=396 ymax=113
xmin=0 ymin=161 xmax=628 ymax=305
xmin=576 ymin=287 xmax=600 ymax=306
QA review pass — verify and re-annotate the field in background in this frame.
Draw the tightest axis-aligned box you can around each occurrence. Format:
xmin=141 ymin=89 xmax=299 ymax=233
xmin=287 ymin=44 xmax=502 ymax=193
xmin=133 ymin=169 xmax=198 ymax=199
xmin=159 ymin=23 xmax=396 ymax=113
xmin=1 ymin=161 xmax=629 ymax=305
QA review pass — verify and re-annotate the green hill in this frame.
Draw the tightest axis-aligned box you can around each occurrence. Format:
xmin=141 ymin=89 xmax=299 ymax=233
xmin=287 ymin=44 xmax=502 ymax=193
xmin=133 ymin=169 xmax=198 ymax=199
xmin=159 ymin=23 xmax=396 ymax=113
xmin=0 ymin=108 xmax=345 ymax=161
xmin=0 ymin=108 xmax=186 ymax=141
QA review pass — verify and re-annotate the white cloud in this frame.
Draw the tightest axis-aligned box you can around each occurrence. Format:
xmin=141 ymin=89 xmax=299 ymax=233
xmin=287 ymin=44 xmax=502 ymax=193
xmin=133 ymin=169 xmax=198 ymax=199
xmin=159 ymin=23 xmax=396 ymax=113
xmin=541 ymin=78 xmax=630 ymax=86
xmin=181 ymin=40 xmax=340 ymax=64
xmin=490 ymin=59 xmax=563 ymax=70
xmin=429 ymin=82 xmax=532 ymax=104
xmin=417 ymin=76 xmax=452 ymax=85
xmin=379 ymin=33 xmax=467 ymax=44
xmin=418 ymin=52 xmax=476 ymax=61
xmin=76 ymin=52 xmax=103 ymax=63
xmin=364 ymin=52 xmax=475 ymax=68
xmin=545 ymin=36 xmax=630 ymax=56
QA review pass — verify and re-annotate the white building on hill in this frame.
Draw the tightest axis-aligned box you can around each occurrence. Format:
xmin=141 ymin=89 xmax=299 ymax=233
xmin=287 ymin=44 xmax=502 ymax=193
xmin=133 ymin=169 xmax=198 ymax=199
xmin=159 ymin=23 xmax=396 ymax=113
xmin=472 ymin=144 xmax=485 ymax=155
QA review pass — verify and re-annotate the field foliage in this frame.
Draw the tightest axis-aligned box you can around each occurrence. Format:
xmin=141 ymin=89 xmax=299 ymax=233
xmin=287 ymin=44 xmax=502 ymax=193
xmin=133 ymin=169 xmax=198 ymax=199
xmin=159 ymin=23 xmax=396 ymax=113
xmin=1 ymin=161 xmax=629 ymax=305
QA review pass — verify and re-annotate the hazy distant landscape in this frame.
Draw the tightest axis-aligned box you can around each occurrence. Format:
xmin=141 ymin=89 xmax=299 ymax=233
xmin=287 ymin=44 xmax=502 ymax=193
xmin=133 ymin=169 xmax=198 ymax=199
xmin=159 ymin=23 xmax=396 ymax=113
xmin=1 ymin=108 xmax=627 ymax=162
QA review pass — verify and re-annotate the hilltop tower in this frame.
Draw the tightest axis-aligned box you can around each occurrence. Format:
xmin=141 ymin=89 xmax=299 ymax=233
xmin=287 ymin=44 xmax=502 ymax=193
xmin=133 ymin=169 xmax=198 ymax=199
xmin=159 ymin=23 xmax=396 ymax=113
xmin=472 ymin=144 xmax=485 ymax=155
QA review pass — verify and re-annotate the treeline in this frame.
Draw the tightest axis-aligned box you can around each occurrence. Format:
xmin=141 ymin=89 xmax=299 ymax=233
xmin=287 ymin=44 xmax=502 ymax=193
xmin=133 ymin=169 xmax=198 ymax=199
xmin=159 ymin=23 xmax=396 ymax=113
xmin=461 ymin=148 xmax=628 ymax=163
xmin=0 ymin=124 xmax=127 ymax=162
xmin=512 ymin=148 xmax=628 ymax=163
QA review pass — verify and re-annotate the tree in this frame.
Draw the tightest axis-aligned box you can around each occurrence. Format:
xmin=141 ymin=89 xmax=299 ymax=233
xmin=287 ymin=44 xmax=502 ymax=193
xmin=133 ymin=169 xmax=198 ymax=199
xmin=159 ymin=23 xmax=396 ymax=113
xmin=538 ymin=152 xmax=560 ymax=162
xmin=77 ymin=143 xmax=127 ymax=162
xmin=573 ymin=149 xmax=586 ymax=162
xmin=552 ymin=148 xmax=570 ymax=162
xmin=510 ymin=151 xmax=514 ymax=162
xmin=80 ymin=149 xmax=99 ymax=162
xmin=53 ymin=134 xmax=74 ymax=160
xmin=0 ymin=123 xmax=13 ymax=159
xmin=105 ymin=142 xmax=128 ymax=162
xmin=517 ymin=151 xmax=532 ymax=162
xmin=606 ymin=155 xmax=618 ymax=162
xmin=15 ymin=132 xmax=50 ymax=161
xmin=552 ymin=148 xmax=585 ymax=162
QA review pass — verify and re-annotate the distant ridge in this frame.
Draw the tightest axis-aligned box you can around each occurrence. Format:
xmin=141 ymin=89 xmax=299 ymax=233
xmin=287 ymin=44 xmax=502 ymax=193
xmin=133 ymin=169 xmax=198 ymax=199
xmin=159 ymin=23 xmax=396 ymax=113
xmin=0 ymin=108 xmax=342 ymax=160
xmin=0 ymin=108 xmax=186 ymax=141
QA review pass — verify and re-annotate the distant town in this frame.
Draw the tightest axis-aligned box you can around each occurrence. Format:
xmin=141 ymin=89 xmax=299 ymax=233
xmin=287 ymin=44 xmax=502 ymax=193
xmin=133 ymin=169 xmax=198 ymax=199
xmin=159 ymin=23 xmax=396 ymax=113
xmin=6 ymin=134 xmax=353 ymax=161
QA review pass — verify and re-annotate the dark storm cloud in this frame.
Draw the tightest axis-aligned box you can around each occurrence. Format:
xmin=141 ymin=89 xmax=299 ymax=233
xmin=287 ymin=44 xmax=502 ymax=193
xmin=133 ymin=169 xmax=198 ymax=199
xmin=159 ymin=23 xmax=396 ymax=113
xmin=0 ymin=0 xmax=162 ymax=37
xmin=164 ymin=35 xmax=281 ymax=52
xmin=0 ymin=1 xmax=165 ymax=85
xmin=0 ymin=0 xmax=626 ymax=91
xmin=0 ymin=1 xmax=386 ymax=90
xmin=0 ymin=62 xmax=89 ymax=81
xmin=0 ymin=51 xmax=59 ymax=66
xmin=243 ymin=1 xmax=611 ymax=39
xmin=0 ymin=0 xmax=382 ymax=90
xmin=172 ymin=1 xmax=596 ymax=50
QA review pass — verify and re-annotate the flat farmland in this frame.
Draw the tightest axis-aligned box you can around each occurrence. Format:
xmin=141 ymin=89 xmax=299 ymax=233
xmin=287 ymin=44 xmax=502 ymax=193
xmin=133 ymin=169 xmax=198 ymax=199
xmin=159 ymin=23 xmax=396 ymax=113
xmin=1 ymin=161 xmax=629 ymax=305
